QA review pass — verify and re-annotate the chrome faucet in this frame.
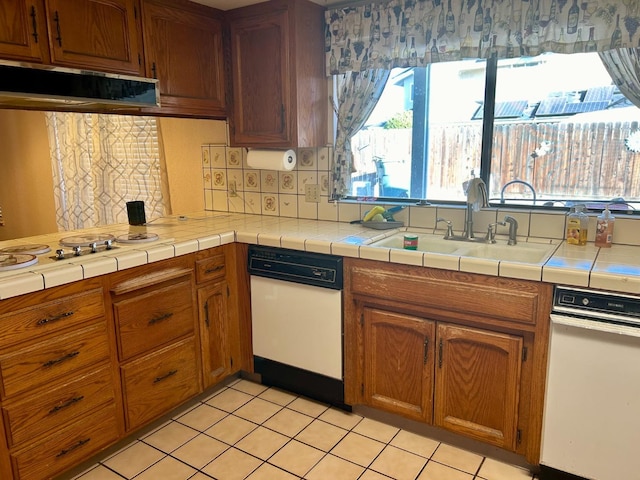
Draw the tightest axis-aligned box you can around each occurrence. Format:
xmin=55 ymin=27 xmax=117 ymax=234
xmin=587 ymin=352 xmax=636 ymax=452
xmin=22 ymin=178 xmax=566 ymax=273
xmin=463 ymin=178 xmax=489 ymax=239
xmin=503 ymin=215 xmax=518 ymax=245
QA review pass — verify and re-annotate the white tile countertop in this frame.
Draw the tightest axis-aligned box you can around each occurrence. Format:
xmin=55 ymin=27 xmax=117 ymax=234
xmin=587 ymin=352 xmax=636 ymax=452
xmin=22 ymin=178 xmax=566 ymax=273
xmin=1 ymin=211 xmax=639 ymax=300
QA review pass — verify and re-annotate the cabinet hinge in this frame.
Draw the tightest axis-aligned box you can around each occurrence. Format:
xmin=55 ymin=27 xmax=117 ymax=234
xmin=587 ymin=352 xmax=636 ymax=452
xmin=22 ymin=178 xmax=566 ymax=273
xmin=522 ymin=346 xmax=528 ymax=362
xmin=227 ymin=285 xmax=230 ymax=297
xmin=230 ymin=357 xmax=233 ymax=368
xmin=360 ymin=313 xmax=364 ymax=326
xmin=138 ymin=53 xmax=141 ymax=66
xmin=361 ymin=383 xmax=364 ymax=396
xmin=134 ymin=5 xmax=138 ymax=19
xmin=516 ymin=428 xmax=522 ymax=445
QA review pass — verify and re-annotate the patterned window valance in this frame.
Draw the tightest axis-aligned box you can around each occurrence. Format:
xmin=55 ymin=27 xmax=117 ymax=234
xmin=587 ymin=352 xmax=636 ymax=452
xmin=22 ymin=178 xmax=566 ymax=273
xmin=325 ymin=0 xmax=639 ymax=74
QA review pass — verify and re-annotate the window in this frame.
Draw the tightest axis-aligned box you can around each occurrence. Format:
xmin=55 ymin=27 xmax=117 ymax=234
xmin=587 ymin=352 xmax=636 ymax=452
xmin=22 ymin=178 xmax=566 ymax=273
xmin=348 ymin=51 xmax=640 ymax=211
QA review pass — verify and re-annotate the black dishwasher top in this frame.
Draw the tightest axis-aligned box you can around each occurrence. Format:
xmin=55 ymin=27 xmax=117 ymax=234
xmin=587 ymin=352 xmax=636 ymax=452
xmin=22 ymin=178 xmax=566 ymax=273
xmin=248 ymin=245 xmax=343 ymax=290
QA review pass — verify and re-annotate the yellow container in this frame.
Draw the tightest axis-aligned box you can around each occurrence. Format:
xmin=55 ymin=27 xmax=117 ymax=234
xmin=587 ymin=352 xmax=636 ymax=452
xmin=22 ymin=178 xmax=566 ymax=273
xmin=566 ymin=205 xmax=588 ymax=246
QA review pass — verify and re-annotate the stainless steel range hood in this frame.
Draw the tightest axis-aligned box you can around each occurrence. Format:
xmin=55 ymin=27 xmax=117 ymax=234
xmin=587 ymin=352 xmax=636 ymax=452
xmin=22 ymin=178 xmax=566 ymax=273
xmin=0 ymin=60 xmax=159 ymax=110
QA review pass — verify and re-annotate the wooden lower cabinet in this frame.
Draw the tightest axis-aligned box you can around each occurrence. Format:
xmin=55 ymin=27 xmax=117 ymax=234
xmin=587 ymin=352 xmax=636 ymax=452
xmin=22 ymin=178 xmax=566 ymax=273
xmin=345 ymin=258 xmax=552 ymax=465
xmin=121 ymin=337 xmax=200 ymax=430
xmin=434 ymin=323 xmax=523 ymax=450
xmin=362 ymin=307 xmax=434 ymax=423
xmin=198 ymin=282 xmax=230 ymax=388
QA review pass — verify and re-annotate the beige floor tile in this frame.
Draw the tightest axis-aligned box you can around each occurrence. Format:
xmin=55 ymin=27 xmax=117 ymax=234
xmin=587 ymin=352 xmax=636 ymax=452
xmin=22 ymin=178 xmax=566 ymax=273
xmin=73 ymin=465 xmax=124 ymax=479
xmin=264 ymin=407 xmax=314 ymax=437
xmin=176 ymin=403 xmax=227 ymax=431
xmin=102 ymin=442 xmax=165 ymax=478
xmin=247 ymin=462 xmax=301 ymax=479
xmin=353 ymin=417 xmax=400 ymax=443
xmin=478 ymin=458 xmax=534 ymax=480
xmin=202 ymin=385 xmax=229 ymax=402
xmin=269 ymin=440 xmax=325 ymax=477
xmin=304 ymin=454 xmax=365 ymax=480
xmin=295 ymin=419 xmax=349 ymax=451
xmin=233 ymin=397 xmax=283 ymax=424
xmin=390 ymin=430 xmax=440 ymax=458
xmin=204 ymin=415 xmax=256 ymax=444
xmin=431 ymin=443 xmax=483 ymax=475
xmin=142 ymin=421 xmax=199 ymax=453
xmin=190 ymin=474 xmax=215 ymax=480
xmin=172 ymin=434 xmax=228 ymax=469
xmin=202 ymin=447 xmax=262 ymax=480
xmin=235 ymin=426 xmax=290 ymax=460
xmin=330 ymin=432 xmax=385 ymax=468
xmin=258 ymin=387 xmax=298 ymax=406
xmin=359 ymin=470 xmax=393 ymax=480
xmin=134 ymin=455 xmax=197 ymax=480
xmin=205 ymin=387 xmax=254 ymax=412
xmin=287 ymin=396 xmax=329 ymax=417
xmin=231 ymin=379 xmax=269 ymax=396
xmin=369 ymin=445 xmax=427 ymax=480
xmin=319 ymin=407 xmax=363 ymax=430
xmin=417 ymin=461 xmax=474 ymax=480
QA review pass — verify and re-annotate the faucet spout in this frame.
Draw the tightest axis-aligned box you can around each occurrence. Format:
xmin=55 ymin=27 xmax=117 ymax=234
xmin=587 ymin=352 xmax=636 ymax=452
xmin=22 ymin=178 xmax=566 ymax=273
xmin=503 ymin=215 xmax=518 ymax=245
xmin=464 ymin=178 xmax=489 ymax=239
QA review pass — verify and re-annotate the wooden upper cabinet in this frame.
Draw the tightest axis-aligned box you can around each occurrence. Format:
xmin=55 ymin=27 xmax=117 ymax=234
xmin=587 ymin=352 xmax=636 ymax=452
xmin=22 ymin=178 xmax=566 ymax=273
xmin=0 ymin=0 xmax=49 ymax=63
xmin=141 ymin=0 xmax=226 ymax=117
xmin=44 ymin=0 xmax=143 ymax=75
xmin=434 ymin=323 xmax=523 ymax=451
xmin=228 ymin=0 xmax=327 ymax=147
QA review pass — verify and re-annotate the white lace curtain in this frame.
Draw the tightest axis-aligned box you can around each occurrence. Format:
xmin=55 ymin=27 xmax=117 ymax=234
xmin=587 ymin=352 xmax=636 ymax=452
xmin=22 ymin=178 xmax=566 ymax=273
xmin=45 ymin=113 xmax=170 ymax=231
xmin=325 ymin=0 xmax=639 ymax=73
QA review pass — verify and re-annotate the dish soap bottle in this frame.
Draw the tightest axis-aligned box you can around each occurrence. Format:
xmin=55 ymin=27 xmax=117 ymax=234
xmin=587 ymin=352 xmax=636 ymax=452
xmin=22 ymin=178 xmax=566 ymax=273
xmin=566 ymin=205 xmax=588 ymax=246
xmin=595 ymin=205 xmax=615 ymax=248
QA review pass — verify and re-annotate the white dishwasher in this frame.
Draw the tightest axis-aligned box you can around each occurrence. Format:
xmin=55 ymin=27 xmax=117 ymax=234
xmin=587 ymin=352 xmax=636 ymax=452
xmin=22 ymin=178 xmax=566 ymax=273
xmin=248 ymin=245 xmax=346 ymax=408
xmin=541 ymin=286 xmax=640 ymax=480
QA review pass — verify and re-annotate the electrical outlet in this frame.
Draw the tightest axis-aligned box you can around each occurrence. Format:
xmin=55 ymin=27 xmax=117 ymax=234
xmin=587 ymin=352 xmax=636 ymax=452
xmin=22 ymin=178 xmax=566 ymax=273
xmin=305 ymin=184 xmax=320 ymax=203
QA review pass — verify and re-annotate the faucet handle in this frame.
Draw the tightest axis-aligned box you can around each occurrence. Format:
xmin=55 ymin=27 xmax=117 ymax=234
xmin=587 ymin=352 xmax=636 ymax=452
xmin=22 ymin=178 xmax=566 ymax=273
xmin=485 ymin=221 xmax=506 ymax=243
xmin=436 ymin=217 xmax=454 ymax=239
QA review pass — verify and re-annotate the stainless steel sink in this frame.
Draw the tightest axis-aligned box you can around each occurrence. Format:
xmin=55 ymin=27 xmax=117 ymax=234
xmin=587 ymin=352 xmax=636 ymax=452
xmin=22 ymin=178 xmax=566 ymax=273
xmin=369 ymin=232 xmax=558 ymax=264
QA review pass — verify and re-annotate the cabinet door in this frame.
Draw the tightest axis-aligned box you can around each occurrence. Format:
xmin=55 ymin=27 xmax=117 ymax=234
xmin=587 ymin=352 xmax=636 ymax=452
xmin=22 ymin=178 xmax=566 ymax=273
xmin=435 ymin=323 xmax=523 ymax=450
xmin=363 ymin=307 xmax=434 ymax=422
xmin=142 ymin=0 xmax=226 ymax=117
xmin=44 ymin=0 xmax=143 ymax=75
xmin=229 ymin=8 xmax=290 ymax=145
xmin=198 ymin=282 xmax=230 ymax=388
xmin=0 ymin=0 xmax=49 ymax=62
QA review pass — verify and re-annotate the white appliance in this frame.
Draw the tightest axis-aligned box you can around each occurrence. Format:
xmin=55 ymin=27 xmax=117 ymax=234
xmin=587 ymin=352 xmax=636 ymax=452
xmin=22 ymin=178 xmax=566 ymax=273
xmin=541 ymin=286 xmax=640 ymax=480
xmin=248 ymin=245 xmax=345 ymax=407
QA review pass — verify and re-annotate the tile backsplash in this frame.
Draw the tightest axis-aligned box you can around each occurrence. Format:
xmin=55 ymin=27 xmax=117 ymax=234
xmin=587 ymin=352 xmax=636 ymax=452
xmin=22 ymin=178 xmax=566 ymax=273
xmin=202 ymin=144 xmax=640 ymax=246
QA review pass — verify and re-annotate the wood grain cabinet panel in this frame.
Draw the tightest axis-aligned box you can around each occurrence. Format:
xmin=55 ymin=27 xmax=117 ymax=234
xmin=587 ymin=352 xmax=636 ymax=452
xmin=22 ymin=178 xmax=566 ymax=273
xmin=10 ymin=404 xmax=119 ymax=480
xmin=121 ymin=337 xmax=200 ymax=430
xmin=44 ymin=0 xmax=143 ymax=75
xmin=141 ymin=0 xmax=226 ymax=117
xmin=363 ymin=307 xmax=434 ymax=423
xmin=434 ymin=323 xmax=523 ymax=450
xmin=0 ymin=321 xmax=110 ymax=398
xmin=198 ymin=282 xmax=230 ymax=388
xmin=113 ymin=279 xmax=195 ymax=361
xmin=0 ymin=0 xmax=49 ymax=62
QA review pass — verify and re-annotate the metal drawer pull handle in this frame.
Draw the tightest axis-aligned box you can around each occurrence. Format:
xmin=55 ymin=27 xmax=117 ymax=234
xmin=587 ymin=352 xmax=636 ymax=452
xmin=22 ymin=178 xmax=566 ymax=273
xmin=43 ymin=351 xmax=80 ymax=368
xmin=30 ymin=6 xmax=38 ymax=43
xmin=205 ymin=265 xmax=224 ymax=274
xmin=48 ymin=395 xmax=85 ymax=414
xmin=148 ymin=312 xmax=173 ymax=325
xmin=36 ymin=311 xmax=74 ymax=326
xmin=53 ymin=11 xmax=62 ymax=46
xmin=56 ymin=438 xmax=90 ymax=457
xmin=154 ymin=369 xmax=178 ymax=383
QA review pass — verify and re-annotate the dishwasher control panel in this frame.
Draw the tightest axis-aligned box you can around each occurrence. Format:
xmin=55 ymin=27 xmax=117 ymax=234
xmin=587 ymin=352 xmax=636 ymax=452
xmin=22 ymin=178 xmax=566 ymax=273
xmin=554 ymin=286 xmax=640 ymax=325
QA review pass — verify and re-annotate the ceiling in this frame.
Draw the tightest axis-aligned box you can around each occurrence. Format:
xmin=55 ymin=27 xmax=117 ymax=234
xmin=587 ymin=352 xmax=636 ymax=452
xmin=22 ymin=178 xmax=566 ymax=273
xmin=190 ymin=0 xmax=345 ymax=10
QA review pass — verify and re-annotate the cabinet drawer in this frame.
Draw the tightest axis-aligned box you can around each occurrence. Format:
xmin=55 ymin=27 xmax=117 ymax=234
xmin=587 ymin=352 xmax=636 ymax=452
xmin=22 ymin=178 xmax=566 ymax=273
xmin=114 ymin=279 xmax=195 ymax=360
xmin=2 ymin=365 xmax=115 ymax=448
xmin=0 ymin=288 xmax=104 ymax=347
xmin=0 ymin=322 xmax=110 ymax=398
xmin=122 ymin=337 xmax=200 ymax=430
xmin=10 ymin=404 xmax=119 ymax=480
xmin=195 ymin=253 xmax=226 ymax=284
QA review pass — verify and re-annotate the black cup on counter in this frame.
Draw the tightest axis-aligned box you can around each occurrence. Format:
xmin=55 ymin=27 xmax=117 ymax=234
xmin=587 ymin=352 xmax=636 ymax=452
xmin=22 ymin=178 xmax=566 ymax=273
xmin=126 ymin=201 xmax=146 ymax=225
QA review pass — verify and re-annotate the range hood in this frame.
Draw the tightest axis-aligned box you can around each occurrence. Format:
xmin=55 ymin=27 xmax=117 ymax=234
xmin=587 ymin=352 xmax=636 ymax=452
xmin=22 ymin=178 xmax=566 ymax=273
xmin=0 ymin=60 xmax=159 ymax=110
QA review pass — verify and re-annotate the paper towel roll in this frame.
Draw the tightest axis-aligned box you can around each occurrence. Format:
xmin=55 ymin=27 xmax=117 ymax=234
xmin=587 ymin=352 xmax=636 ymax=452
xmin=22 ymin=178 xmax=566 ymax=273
xmin=247 ymin=149 xmax=297 ymax=171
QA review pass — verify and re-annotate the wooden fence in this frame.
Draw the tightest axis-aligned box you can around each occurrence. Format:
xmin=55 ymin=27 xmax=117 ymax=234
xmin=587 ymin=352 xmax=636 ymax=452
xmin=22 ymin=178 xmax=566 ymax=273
xmin=351 ymin=120 xmax=640 ymax=202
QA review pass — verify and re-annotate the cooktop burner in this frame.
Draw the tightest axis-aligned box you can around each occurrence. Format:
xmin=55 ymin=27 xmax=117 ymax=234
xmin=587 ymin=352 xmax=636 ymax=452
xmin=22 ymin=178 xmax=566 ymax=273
xmin=0 ymin=244 xmax=51 ymax=255
xmin=0 ymin=253 xmax=38 ymax=271
xmin=115 ymin=232 xmax=159 ymax=244
xmin=59 ymin=234 xmax=116 ymax=248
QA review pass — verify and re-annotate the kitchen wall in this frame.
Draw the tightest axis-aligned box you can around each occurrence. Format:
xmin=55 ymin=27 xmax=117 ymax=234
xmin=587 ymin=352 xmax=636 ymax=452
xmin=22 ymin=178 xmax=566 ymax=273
xmin=0 ymin=110 xmax=226 ymax=241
